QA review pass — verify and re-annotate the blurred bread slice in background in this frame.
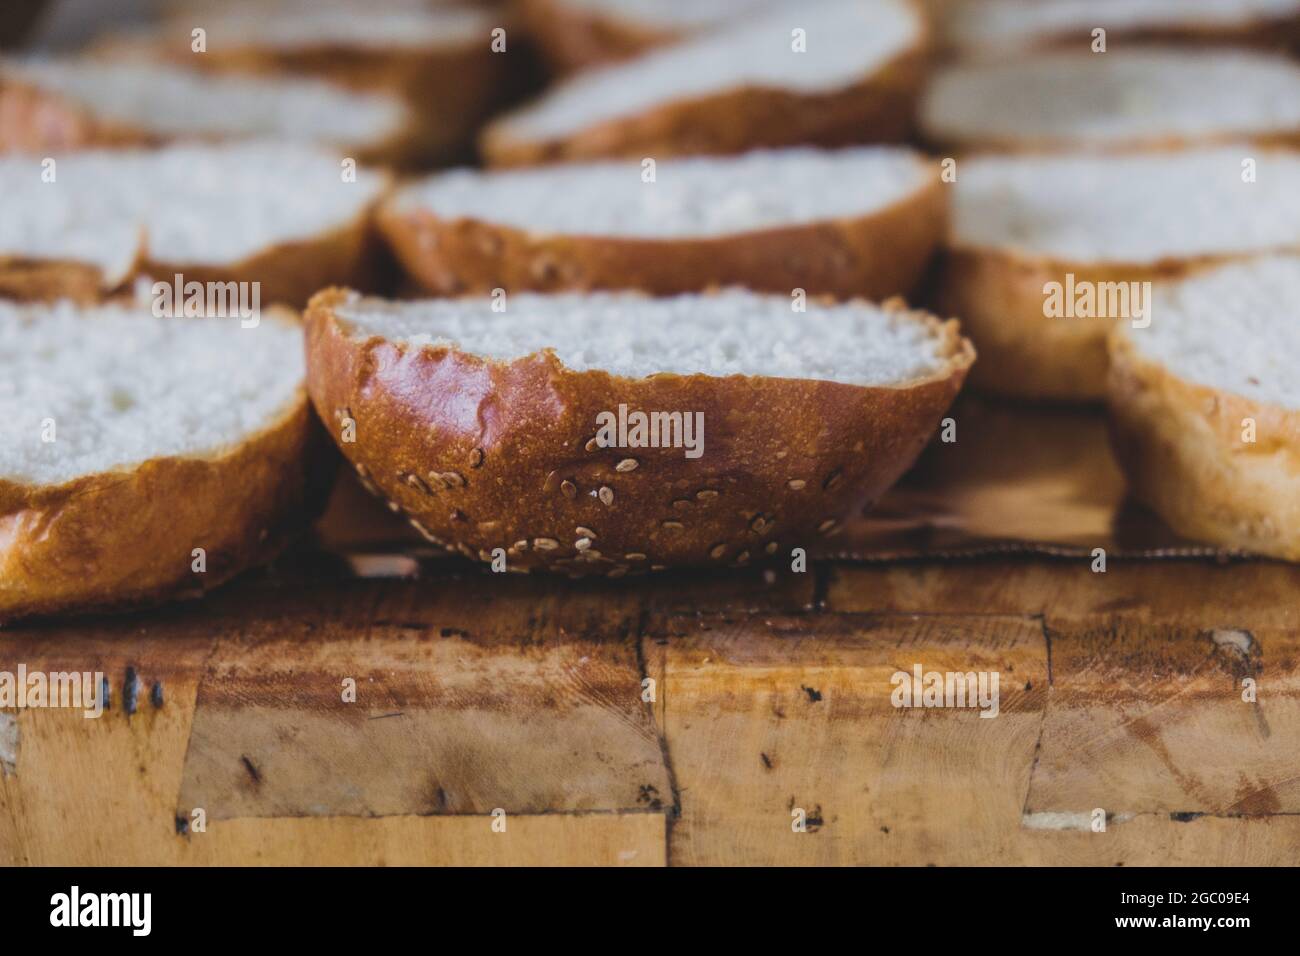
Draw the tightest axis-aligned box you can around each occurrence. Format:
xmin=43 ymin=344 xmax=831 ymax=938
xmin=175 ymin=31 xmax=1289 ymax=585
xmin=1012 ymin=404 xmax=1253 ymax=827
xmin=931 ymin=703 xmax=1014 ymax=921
xmin=921 ymin=49 xmax=1300 ymax=153
xmin=519 ymin=0 xmax=777 ymax=74
xmin=85 ymin=0 xmax=519 ymax=166
xmin=1108 ymin=256 xmax=1300 ymax=559
xmin=0 ymin=142 xmax=388 ymax=305
xmin=0 ymin=298 xmax=328 ymax=621
xmin=482 ymin=0 xmax=928 ymax=166
xmin=379 ymin=146 xmax=944 ymax=300
xmin=0 ymin=56 xmax=422 ymax=165
xmin=928 ymin=0 xmax=1300 ymax=59
xmin=933 ymin=147 xmax=1300 ymax=402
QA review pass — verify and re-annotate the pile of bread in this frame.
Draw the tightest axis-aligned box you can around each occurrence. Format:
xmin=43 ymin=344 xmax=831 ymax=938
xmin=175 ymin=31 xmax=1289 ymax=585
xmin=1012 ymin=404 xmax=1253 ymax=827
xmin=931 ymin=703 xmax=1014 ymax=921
xmin=2 ymin=0 xmax=1299 ymax=621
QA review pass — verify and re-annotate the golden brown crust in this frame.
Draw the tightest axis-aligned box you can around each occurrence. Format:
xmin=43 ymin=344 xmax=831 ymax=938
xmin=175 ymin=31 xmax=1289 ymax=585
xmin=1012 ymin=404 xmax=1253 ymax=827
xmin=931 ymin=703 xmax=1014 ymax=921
xmin=480 ymin=43 xmax=929 ymax=167
xmin=304 ymin=287 xmax=974 ymax=574
xmin=1107 ymin=330 xmax=1300 ymax=560
xmin=518 ymin=0 xmax=683 ymax=74
xmin=923 ymin=128 xmax=1300 ymax=158
xmin=0 ymin=355 xmax=335 ymax=623
xmin=931 ymin=247 xmax=1265 ymax=402
xmin=377 ymin=175 xmax=945 ymax=300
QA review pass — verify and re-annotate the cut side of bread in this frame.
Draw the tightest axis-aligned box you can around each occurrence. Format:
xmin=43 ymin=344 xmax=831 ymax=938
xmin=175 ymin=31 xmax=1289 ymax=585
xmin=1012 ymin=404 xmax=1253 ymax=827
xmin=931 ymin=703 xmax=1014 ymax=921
xmin=0 ymin=142 xmax=388 ymax=306
xmin=1108 ymin=256 xmax=1300 ymax=560
xmin=519 ymin=0 xmax=776 ymax=73
xmin=305 ymin=287 xmax=974 ymax=573
xmin=937 ymin=0 xmax=1300 ymax=58
xmin=379 ymin=147 xmax=943 ymax=300
xmin=0 ymin=299 xmax=327 ymax=621
xmin=0 ymin=56 xmax=416 ymax=165
xmin=933 ymin=147 xmax=1300 ymax=401
xmin=482 ymin=0 xmax=927 ymax=166
xmin=121 ymin=0 xmax=512 ymax=166
xmin=921 ymin=49 xmax=1300 ymax=153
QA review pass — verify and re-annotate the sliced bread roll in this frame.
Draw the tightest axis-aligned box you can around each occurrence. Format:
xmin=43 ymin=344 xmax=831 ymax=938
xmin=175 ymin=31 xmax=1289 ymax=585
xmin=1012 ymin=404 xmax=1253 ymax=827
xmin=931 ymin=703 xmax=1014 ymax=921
xmin=519 ymin=0 xmax=776 ymax=73
xmin=937 ymin=0 xmax=1300 ymax=58
xmin=305 ymin=287 xmax=974 ymax=573
xmin=120 ymin=0 xmax=512 ymax=165
xmin=0 ymin=142 xmax=388 ymax=305
xmin=934 ymin=147 xmax=1300 ymax=401
xmin=482 ymin=0 xmax=927 ymax=166
xmin=1108 ymin=256 xmax=1300 ymax=560
xmin=921 ymin=49 xmax=1300 ymax=153
xmin=0 ymin=299 xmax=326 ymax=621
xmin=379 ymin=147 xmax=943 ymax=300
xmin=0 ymin=56 xmax=417 ymax=165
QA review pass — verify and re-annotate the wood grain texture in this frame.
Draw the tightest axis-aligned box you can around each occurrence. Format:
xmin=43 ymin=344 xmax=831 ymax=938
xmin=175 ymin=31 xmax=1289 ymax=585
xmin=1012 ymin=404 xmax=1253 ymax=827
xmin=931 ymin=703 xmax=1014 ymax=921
xmin=3 ymin=555 xmax=1300 ymax=865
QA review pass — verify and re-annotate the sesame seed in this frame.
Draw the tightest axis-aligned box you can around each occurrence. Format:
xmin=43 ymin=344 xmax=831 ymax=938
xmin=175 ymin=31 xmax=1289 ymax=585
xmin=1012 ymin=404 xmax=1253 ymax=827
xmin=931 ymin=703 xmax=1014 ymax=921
xmin=470 ymin=448 xmax=485 ymax=468
xmin=477 ymin=520 xmax=500 ymax=532
xmin=575 ymin=526 xmax=596 ymax=538
xmin=710 ymin=544 xmax=726 ymax=560
xmin=534 ymin=537 xmax=560 ymax=550
xmin=661 ymin=520 xmax=684 ymax=531
xmin=584 ymin=437 xmax=600 ymax=453
xmin=624 ymin=552 xmax=647 ymax=561
xmin=583 ymin=549 xmax=603 ymax=560
xmin=616 ymin=458 xmax=638 ymax=473
xmin=607 ymin=567 xmax=628 ymax=579
xmin=406 ymin=473 xmax=432 ymax=495
xmin=543 ymin=470 xmax=559 ymax=493
xmin=736 ymin=551 xmax=751 ymax=564
xmin=787 ymin=479 xmax=807 ymax=491
xmin=818 ymin=519 xmax=838 ymax=534
xmin=599 ymin=486 xmax=615 ymax=506
xmin=451 ymin=509 xmax=468 ymax=522
xmin=695 ymin=489 xmax=718 ymax=501
xmin=823 ymin=470 xmax=843 ymax=491
xmin=513 ymin=540 xmax=530 ymax=551
xmin=672 ymin=498 xmax=692 ymax=511
xmin=442 ymin=471 xmax=466 ymax=489
xmin=561 ymin=479 xmax=577 ymax=499
xmin=575 ymin=537 xmax=593 ymax=551
xmin=765 ymin=542 xmax=778 ymax=555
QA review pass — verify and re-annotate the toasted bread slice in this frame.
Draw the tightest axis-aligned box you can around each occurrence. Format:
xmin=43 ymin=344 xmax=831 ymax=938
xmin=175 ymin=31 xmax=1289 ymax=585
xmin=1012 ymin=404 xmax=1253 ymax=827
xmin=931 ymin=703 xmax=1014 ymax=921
xmin=0 ymin=56 xmax=419 ymax=165
xmin=1108 ymin=256 xmax=1300 ymax=559
xmin=482 ymin=0 xmax=927 ymax=166
xmin=935 ymin=0 xmax=1300 ymax=58
xmin=921 ymin=49 xmax=1300 ymax=153
xmin=304 ymin=287 xmax=973 ymax=574
xmin=933 ymin=147 xmax=1300 ymax=401
xmin=0 ymin=142 xmax=388 ymax=306
xmin=379 ymin=147 xmax=944 ymax=300
xmin=0 ymin=298 xmax=328 ymax=621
